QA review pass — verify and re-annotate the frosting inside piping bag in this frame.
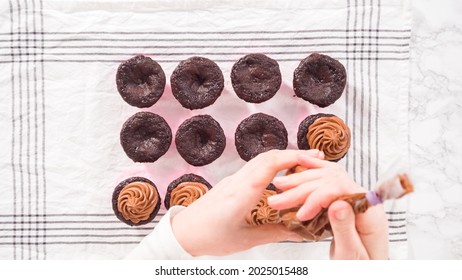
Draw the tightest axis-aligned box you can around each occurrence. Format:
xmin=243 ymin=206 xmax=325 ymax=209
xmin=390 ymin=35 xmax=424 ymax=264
xmin=279 ymin=166 xmax=414 ymax=241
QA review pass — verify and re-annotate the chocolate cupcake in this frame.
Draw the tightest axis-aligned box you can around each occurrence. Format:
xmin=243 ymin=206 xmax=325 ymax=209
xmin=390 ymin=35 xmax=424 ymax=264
xmin=246 ymin=185 xmax=280 ymax=226
xmin=293 ymin=53 xmax=346 ymax=107
xmin=116 ymin=55 xmax=166 ymax=108
xmin=297 ymin=113 xmax=351 ymax=162
xmin=231 ymin=53 xmax=282 ymax=103
xmin=164 ymin=173 xmax=212 ymax=209
xmin=112 ymin=177 xmax=161 ymax=226
xmin=120 ymin=111 xmax=172 ymax=163
xmin=170 ymin=56 xmax=224 ymax=110
xmin=235 ymin=113 xmax=288 ymax=161
xmin=175 ymin=115 xmax=226 ymax=166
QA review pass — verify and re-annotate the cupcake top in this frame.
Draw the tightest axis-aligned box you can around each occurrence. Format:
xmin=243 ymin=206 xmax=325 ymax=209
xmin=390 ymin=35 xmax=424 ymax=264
xmin=297 ymin=113 xmax=351 ymax=162
xmin=112 ymin=177 xmax=161 ymax=226
xmin=117 ymin=181 xmax=159 ymax=224
xmin=307 ymin=116 xmax=350 ymax=161
xmin=164 ymin=173 xmax=212 ymax=209
xmin=175 ymin=115 xmax=226 ymax=166
xmin=246 ymin=189 xmax=280 ymax=226
xmin=235 ymin=113 xmax=288 ymax=161
xmin=170 ymin=56 xmax=224 ymax=110
xmin=116 ymin=55 xmax=166 ymax=108
xmin=231 ymin=53 xmax=282 ymax=103
xmin=293 ymin=53 xmax=346 ymax=108
xmin=169 ymin=181 xmax=209 ymax=207
xmin=120 ymin=111 xmax=172 ymax=163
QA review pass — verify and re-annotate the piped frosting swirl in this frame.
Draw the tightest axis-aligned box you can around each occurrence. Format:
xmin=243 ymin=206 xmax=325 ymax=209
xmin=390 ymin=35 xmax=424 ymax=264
xmin=307 ymin=116 xmax=351 ymax=161
xmin=117 ymin=181 xmax=158 ymax=224
xmin=170 ymin=182 xmax=209 ymax=207
xmin=247 ymin=189 xmax=280 ymax=225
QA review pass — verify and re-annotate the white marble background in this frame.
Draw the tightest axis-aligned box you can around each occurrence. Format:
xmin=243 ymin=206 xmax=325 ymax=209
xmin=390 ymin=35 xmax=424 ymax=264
xmin=408 ymin=0 xmax=462 ymax=259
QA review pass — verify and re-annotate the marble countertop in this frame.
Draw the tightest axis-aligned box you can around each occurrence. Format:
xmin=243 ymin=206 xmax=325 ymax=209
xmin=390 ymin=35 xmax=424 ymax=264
xmin=408 ymin=0 xmax=462 ymax=259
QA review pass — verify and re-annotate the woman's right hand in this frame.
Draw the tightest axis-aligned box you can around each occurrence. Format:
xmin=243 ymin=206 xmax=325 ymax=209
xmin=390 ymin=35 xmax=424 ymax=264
xmin=328 ymin=200 xmax=389 ymax=259
xmin=268 ymin=155 xmax=389 ymax=259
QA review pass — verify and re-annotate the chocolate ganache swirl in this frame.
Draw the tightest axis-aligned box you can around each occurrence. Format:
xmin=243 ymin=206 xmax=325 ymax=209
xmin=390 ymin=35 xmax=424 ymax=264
xmin=117 ymin=181 xmax=158 ymax=224
xmin=307 ymin=116 xmax=351 ymax=161
xmin=170 ymin=182 xmax=209 ymax=207
xmin=247 ymin=189 xmax=280 ymax=225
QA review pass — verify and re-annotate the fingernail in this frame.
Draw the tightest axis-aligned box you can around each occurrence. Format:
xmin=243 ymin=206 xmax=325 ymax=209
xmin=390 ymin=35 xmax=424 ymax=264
xmin=295 ymin=205 xmax=307 ymax=220
xmin=299 ymin=153 xmax=312 ymax=161
xmin=272 ymin=177 xmax=284 ymax=185
xmin=319 ymin=151 xmax=325 ymax=159
xmin=335 ymin=209 xmax=348 ymax=221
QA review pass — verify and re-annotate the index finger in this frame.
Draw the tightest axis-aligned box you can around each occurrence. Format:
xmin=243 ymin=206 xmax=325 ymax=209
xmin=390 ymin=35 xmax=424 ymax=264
xmin=236 ymin=149 xmax=322 ymax=190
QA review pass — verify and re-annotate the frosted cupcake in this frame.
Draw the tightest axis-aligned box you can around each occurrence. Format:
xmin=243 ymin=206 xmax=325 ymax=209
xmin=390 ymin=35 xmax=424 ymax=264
xmin=164 ymin=174 xmax=212 ymax=209
xmin=112 ymin=177 xmax=161 ymax=226
xmin=297 ymin=113 xmax=351 ymax=162
xmin=246 ymin=185 xmax=280 ymax=226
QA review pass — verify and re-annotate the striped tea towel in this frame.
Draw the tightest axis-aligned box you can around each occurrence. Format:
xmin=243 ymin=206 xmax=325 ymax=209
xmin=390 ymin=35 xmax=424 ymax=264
xmin=0 ymin=0 xmax=411 ymax=259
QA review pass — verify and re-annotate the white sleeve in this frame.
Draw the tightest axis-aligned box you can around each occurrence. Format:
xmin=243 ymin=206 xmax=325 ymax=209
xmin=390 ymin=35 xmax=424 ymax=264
xmin=124 ymin=206 xmax=194 ymax=260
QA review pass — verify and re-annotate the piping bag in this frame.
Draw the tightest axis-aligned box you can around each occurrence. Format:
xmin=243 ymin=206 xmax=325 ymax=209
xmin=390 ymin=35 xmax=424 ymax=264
xmin=279 ymin=163 xmax=414 ymax=241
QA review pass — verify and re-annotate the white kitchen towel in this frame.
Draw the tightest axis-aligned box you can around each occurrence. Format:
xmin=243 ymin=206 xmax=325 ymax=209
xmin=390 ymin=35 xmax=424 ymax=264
xmin=0 ymin=0 xmax=411 ymax=259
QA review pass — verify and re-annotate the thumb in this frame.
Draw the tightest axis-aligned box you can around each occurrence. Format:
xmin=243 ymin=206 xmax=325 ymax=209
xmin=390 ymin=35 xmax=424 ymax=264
xmin=328 ymin=200 xmax=369 ymax=260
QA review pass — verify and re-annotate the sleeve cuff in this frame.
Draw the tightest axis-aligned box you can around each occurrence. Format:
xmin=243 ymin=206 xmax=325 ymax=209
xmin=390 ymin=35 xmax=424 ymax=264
xmin=124 ymin=206 xmax=195 ymax=260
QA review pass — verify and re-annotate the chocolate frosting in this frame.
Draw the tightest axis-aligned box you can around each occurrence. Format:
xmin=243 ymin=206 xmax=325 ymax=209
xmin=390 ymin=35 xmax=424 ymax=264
xmin=247 ymin=189 xmax=280 ymax=225
xmin=117 ymin=181 xmax=159 ymax=224
xmin=170 ymin=181 xmax=209 ymax=207
xmin=307 ymin=116 xmax=351 ymax=161
xmin=286 ymin=165 xmax=308 ymax=175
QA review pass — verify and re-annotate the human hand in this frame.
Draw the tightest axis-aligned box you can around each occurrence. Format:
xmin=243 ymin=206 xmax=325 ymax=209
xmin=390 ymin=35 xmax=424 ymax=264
xmin=171 ymin=149 xmax=323 ymax=256
xmin=268 ymin=155 xmax=363 ymax=221
xmin=267 ymin=155 xmax=388 ymax=259
xmin=328 ymin=200 xmax=388 ymax=259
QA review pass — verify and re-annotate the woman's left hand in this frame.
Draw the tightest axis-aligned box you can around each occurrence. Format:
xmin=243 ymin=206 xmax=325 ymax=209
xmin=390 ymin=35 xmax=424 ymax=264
xmin=171 ymin=149 xmax=323 ymax=256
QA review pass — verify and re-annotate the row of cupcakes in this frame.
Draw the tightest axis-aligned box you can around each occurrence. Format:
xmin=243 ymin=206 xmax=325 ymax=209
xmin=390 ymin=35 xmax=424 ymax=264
xmin=112 ymin=173 xmax=211 ymax=226
xmin=116 ymin=52 xmax=346 ymax=109
xmin=121 ymin=111 xmax=351 ymax=165
xmin=113 ymin=168 xmax=338 ymax=230
xmin=113 ymin=172 xmax=282 ymax=227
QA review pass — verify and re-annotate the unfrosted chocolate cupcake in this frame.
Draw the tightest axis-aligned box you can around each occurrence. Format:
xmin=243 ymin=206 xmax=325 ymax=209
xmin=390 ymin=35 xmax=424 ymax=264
xmin=293 ymin=53 xmax=346 ymax=107
xmin=235 ymin=113 xmax=288 ymax=161
xmin=164 ymin=173 xmax=212 ymax=209
xmin=231 ymin=53 xmax=282 ymax=103
xmin=120 ymin=112 xmax=172 ymax=163
xmin=175 ymin=115 xmax=226 ymax=166
xmin=297 ymin=113 xmax=351 ymax=162
xmin=112 ymin=177 xmax=161 ymax=226
xmin=116 ymin=55 xmax=166 ymax=108
xmin=170 ymin=56 xmax=224 ymax=110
